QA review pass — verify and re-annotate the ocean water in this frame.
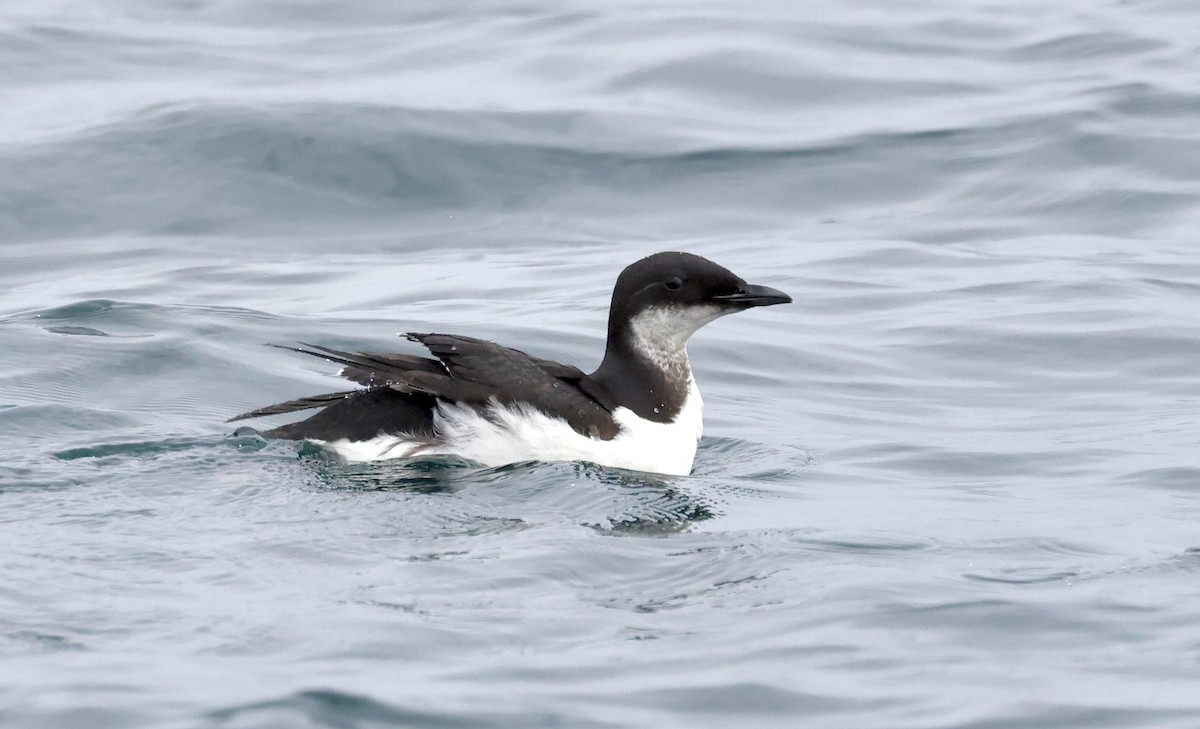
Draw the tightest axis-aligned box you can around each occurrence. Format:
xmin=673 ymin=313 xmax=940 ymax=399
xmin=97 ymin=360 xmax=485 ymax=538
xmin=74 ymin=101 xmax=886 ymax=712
xmin=3 ymin=0 xmax=1200 ymax=727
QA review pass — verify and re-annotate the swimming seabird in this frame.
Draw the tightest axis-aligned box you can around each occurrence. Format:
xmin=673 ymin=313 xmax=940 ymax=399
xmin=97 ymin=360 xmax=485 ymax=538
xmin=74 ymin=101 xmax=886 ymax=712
xmin=229 ymin=251 xmax=791 ymax=476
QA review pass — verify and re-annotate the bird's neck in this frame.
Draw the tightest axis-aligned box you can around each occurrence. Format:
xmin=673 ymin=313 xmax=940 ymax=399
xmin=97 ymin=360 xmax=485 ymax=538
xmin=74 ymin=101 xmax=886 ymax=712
xmin=591 ymin=326 xmax=692 ymax=423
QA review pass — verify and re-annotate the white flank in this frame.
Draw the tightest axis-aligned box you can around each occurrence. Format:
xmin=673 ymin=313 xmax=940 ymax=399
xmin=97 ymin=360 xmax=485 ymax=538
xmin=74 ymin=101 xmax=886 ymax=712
xmin=309 ymin=435 xmax=427 ymax=463
xmin=312 ymin=376 xmax=705 ymax=476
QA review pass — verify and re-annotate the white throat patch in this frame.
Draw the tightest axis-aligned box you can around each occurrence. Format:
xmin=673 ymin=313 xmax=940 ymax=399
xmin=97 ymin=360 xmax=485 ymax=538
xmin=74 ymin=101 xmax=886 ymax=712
xmin=627 ymin=304 xmax=726 ymax=369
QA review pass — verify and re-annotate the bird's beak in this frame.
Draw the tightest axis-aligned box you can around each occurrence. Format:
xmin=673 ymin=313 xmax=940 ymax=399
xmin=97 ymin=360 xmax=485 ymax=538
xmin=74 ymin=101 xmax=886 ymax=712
xmin=710 ymin=283 xmax=792 ymax=307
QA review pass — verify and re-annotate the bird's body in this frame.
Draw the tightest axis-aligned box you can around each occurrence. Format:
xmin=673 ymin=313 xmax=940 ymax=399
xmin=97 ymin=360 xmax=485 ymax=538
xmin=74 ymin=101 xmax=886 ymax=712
xmin=306 ymin=375 xmax=703 ymax=475
xmin=230 ymin=252 xmax=790 ymax=476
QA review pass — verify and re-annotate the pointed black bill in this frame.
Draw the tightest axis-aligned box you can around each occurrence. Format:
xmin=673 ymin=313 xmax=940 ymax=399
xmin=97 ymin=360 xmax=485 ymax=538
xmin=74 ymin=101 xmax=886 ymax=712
xmin=709 ymin=283 xmax=792 ymax=307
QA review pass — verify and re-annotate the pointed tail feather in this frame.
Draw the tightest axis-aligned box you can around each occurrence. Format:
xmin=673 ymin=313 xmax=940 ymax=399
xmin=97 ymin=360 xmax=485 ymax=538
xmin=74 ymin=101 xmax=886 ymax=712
xmin=226 ymin=390 xmax=359 ymax=423
xmin=270 ymin=343 xmax=443 ymax=385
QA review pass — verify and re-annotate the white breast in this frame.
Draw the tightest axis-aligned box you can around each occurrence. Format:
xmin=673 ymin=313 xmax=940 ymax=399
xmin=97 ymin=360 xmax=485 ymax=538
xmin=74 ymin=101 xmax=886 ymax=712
xmin=312 ymin=376 xmax=704 ymax=476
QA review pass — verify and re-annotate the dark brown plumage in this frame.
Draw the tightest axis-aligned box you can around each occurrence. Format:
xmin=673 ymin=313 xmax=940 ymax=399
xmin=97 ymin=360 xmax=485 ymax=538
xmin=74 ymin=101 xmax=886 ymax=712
xmin=229 ymin=333 xmax=621 ymax=441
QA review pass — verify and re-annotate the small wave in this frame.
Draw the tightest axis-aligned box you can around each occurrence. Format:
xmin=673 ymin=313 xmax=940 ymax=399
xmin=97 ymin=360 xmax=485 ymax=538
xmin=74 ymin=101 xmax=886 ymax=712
xmin=43 ymin=325 xmax=109 ymax=337
xmin=964 ymin=570 xmax=1080 ymax=585
xmin=54 ymin=433 xmax=268 ymax=461
xmin=1009 ymin=30 xmax=1166 ymax=63
xmin=206 ymin=688 xmax=520 ymax=729
xmin=788 ymin=534 xmax=932 ymax=554
xmin=27 ymin=298 xmax=122 ymax=321
xmin=1117 ymin=466 xmax=1200 ymax=491
xmin=694 ymin=436 xmax=817 ymax=485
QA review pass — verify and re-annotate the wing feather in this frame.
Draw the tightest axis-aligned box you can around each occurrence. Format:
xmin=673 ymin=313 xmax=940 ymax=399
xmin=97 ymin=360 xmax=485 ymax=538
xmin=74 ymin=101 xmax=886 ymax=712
xmin=232 ymin=334 xmax=619 ymax=440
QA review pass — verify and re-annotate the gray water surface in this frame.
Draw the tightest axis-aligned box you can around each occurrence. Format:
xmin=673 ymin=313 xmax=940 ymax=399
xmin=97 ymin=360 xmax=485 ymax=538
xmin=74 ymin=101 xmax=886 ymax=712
xmin=3 ymin=1 xmax=1200 ymax=727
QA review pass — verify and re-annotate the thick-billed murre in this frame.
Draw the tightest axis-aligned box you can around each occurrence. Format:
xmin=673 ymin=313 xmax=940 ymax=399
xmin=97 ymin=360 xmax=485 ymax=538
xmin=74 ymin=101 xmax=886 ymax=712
xmin=229 ymin=251 xmax=791 ymax=476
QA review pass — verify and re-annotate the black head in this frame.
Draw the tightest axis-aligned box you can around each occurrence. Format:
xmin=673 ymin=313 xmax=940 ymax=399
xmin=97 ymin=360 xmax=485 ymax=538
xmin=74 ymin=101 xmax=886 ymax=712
xmin=590 ymin=251 xmax=790 ymax=422
xmin=605 ymin=251 xmax=791 ymax=350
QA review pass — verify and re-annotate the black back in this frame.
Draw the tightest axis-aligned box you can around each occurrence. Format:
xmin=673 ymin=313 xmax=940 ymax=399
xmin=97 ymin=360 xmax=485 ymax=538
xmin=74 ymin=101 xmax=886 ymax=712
xmin=229 ymin=334 xmax=620 ymax=441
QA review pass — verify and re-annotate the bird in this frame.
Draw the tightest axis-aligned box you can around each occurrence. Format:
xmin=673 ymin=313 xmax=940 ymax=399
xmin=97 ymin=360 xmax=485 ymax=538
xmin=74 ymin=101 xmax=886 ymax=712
xmin=229 ymin=251 xmax=791 ymax=476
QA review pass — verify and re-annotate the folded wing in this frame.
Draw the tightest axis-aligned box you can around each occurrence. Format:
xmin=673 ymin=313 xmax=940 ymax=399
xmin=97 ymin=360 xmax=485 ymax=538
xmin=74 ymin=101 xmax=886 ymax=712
xmin=228 ymin=333 xmax=619 ymax=440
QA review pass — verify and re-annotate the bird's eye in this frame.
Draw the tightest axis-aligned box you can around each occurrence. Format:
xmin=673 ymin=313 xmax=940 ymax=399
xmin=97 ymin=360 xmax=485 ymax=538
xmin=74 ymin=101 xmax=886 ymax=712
xmin=664 ymin=276 xmax=684 ymax=291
